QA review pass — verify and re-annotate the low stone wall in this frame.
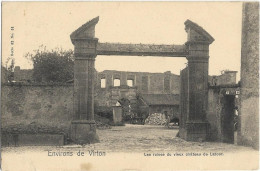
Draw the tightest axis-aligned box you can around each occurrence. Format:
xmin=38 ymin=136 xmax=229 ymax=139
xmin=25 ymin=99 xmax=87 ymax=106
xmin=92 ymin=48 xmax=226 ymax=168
xmin=1 ymin=83 xmax=74 ymax=126
xmin=2 ymin=133 xmax=65 ymax=146
xmin=1 ymin=83 xmax=115 ymax=140
xmin=1 ymin=83 xmax=130 ymax=130
xmin=1 ymin=83 xmax=73 ymax=146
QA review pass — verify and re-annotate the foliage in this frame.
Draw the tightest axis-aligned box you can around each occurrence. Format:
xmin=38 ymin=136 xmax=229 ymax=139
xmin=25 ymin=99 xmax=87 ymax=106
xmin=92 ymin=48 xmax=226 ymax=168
xmin=3 ymin=57 xmax=15 ymax=82
xmin=25 ymin=45 xmax=74 ymax=82
xmin=94 ymin=104 xmax=113 ymax=121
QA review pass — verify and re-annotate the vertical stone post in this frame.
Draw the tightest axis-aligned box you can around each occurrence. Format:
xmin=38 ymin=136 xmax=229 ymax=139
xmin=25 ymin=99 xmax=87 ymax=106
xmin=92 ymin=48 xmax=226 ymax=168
xmin=70 ymin=17 xmax=100 ymax=144
xmin=181 ymin=20 xmax=214 ymax=141
xmin=238 ymin=2 xmax=259 ymax=149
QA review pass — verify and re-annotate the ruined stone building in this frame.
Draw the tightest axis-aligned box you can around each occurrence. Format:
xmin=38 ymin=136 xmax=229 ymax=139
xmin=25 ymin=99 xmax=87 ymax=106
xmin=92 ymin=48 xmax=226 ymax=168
xmin=94 ymin=70 xmax=181 ymax=121
xmin=10 ymin=67 xmax=237 ymax=123
xmin=1 ymin=3 xmax=258 ymax=149
xmin=3 ymin=13 xmax=251 ymax=147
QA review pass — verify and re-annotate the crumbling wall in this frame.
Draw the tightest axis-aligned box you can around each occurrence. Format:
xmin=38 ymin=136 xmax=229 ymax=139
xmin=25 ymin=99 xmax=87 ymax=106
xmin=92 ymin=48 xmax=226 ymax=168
xmin=208 ymin=71 xmax=237 ymax=86
xmin=1 ymin=84 xmax=74 ymax=127
xmin=97 ymin=70 xmax=180 ymax=95
xmin=238 ymin=2 xmax=259 ymax=149
xmin=109 ymin=87 xmax=137 ymax=106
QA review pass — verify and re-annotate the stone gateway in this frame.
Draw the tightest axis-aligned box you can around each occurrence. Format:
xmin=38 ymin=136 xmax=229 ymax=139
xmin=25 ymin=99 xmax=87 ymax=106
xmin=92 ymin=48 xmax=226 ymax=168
xmin=69 ymin=17 xmax=214 ymax=143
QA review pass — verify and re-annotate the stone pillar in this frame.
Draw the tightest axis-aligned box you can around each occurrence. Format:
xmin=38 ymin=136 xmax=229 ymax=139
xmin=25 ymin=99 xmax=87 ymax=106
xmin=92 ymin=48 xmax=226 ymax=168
xmin=238 ymin=2 xmax=259 ymax=149
xmin=70 ymin=17 xmax=100 ymax=144
xmin=180 ymin=20 xmax=214 ymax=141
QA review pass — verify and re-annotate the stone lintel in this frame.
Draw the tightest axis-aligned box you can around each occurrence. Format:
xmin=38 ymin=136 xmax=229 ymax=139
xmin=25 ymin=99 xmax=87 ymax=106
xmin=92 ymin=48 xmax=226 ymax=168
xmin=97 ymin=43 xmax=188 ymax=57
xmin=185 ymin=41 xmax=211 ymax=46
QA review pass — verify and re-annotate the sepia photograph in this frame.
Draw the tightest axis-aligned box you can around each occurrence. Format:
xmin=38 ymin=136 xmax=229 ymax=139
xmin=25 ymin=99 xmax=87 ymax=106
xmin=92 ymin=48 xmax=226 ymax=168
xmin=1 ymin=1 xmax=259 ymax=171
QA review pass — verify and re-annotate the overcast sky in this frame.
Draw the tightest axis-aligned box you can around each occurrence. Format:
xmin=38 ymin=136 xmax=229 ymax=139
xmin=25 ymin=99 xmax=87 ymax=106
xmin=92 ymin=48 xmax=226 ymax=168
xmin=2 ymin=2 xmax=242 ymax=78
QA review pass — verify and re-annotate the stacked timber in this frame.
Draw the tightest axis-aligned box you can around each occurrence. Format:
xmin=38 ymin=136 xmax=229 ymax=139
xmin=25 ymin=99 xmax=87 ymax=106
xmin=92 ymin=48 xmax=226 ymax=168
xmin=145 ymin=113 xmax=167 ymax=125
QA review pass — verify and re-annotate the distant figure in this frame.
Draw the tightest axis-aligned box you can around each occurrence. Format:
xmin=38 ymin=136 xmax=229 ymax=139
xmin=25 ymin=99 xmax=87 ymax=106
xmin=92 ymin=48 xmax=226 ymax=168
xmin=234 ymin=107 xmax=239 ymax=131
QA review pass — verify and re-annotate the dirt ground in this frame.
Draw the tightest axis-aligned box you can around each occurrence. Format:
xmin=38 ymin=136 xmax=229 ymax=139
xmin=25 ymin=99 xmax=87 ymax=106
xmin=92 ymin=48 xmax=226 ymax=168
xmin=2 ymin=124 xmax=257 ymax=152
xmin=2 ymin=124 xmax=259 ymax=171
xmin=85 ymin=124 xmax=255 ymax=152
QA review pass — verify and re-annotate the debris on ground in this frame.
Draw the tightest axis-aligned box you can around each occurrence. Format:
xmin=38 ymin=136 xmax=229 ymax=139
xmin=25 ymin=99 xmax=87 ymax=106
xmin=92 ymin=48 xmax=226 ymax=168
xmin=145 ymin=113 xmax=167 ymax=125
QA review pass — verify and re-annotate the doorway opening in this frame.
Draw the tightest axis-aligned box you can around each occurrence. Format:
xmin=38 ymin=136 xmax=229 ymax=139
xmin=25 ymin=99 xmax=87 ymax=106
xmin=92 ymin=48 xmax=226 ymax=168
xmin=222 ymin=95 xmax=236 ymax=143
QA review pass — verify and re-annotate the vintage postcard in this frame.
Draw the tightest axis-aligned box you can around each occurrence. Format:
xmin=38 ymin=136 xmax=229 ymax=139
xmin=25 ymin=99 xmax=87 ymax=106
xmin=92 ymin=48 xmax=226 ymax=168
xmin=1 ymin=1 xmax=259 ymax=171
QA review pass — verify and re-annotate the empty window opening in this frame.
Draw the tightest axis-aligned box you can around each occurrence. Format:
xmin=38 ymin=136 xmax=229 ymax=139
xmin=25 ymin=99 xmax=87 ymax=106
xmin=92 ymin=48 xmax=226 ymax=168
xmin=114 ymin=79 xmax=120 ymax=87
xmin=101 ymin=78 xmax=106 ymax=88
xmin=127 ymin=80 xmax=134 ymax=87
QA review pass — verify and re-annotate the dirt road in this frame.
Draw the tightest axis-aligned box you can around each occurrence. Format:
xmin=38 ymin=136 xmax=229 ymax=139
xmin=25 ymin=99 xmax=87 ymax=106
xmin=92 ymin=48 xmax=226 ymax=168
xmin=2 ymin=124 xmax=258 ymax=171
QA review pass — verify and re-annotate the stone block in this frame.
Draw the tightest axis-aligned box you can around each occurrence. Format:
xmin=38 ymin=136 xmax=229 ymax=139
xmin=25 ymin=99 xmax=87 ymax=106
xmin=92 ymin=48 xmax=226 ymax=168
xmin=1 ymin=133 xmax=65 ymax=146
xmin=70 ymin=120 xmax=99 ymax=144
xmin=184 ymin=122 xmax=210 ymax=142
xmin=113 ymin=106 xmax=123 ymax=124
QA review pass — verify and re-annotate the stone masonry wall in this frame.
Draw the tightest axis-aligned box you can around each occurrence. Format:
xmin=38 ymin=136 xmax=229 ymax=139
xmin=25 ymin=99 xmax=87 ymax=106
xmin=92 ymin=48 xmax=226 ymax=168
xmin=207 ymin=88 xmax=222 ymax=141
xmin=6 ymin=67 xmax=238 ymax=132
xmin=1 ymin=84 xmax=74 ymax=127
xmin=207 ymin=86 xmax=240 ymax=142
xmin=96 ymin=70 xmax=180 ymax=95
xmin=238 ymin=2 xmax=259 ymax=149
xmin=13 ymin=67 xmax=236 ymax=97
xmin=94 ymin=70 xmax=181 ymax=107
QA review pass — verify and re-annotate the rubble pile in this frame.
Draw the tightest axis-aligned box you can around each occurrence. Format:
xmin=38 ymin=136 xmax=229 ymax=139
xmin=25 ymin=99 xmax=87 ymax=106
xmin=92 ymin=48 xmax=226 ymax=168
xmin=145 ymin=113 xmax=167 ymax=125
